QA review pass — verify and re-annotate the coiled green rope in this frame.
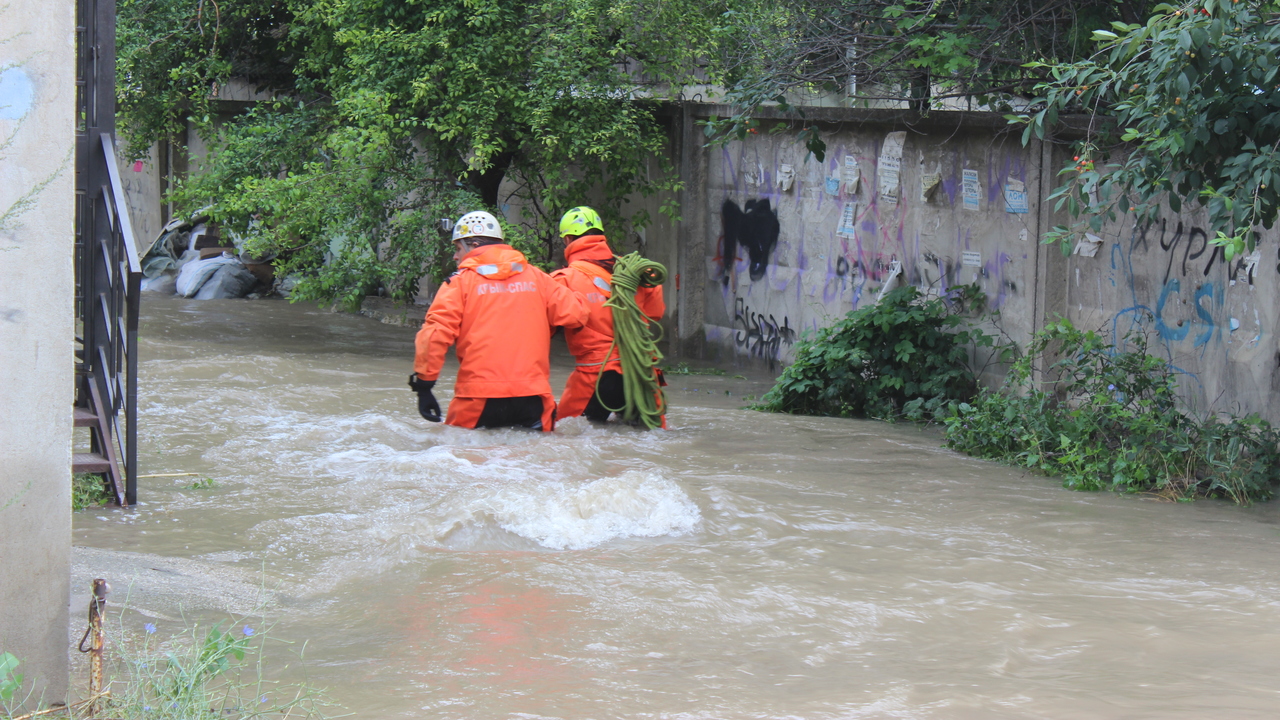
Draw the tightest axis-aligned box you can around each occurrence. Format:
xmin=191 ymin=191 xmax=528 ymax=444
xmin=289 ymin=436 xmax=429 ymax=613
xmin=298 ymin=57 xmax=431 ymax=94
xmin=600 ymin=252 xmax=667 ymax=429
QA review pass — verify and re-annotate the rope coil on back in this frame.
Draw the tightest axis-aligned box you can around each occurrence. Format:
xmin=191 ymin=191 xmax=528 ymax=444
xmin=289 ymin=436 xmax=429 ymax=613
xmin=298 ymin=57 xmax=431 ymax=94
xmin=601 ymin=252 xmax=667 ymax=429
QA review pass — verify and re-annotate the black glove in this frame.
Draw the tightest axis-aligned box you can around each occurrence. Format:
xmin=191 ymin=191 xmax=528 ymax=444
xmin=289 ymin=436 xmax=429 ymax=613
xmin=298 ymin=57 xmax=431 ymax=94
xmin=408 ymin=374 xmax=441 ymax=422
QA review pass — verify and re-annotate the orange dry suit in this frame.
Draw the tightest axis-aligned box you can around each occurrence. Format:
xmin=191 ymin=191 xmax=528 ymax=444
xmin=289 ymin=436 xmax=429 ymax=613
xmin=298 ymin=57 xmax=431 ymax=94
xmin=550 ymin=234 xmax=665 ymax=423
xmin=415 ymin=243 xmax=590 ymax=431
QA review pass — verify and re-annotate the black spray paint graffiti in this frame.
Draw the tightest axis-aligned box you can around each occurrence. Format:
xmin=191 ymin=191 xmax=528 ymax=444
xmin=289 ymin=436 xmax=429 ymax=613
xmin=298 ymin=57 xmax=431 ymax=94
xmin=1132 ymin=219 xmax=1262 ymax=285
xmin=833 ymin=255 xmax=897 ymax=282
xmin=721 ymin=198 xmax=780 ymax=282
xmin=734 ymin=297 xmax=796 ymax=365
xmin=912 ymin=252 xmax=959 ymax=290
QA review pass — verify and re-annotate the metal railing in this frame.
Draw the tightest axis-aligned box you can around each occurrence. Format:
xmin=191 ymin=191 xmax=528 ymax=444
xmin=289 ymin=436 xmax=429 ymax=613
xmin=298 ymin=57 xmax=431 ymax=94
xmin=80 ymin=134 xmax=142 ymax=504
xmin=76 ymin=0 xmax=140 ymax=505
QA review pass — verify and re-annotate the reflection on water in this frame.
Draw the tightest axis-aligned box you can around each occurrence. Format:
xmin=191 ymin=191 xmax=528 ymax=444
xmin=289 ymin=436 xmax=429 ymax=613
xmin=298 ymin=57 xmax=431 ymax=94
xmin=74 ymin=295 xmax=1280 ymax=719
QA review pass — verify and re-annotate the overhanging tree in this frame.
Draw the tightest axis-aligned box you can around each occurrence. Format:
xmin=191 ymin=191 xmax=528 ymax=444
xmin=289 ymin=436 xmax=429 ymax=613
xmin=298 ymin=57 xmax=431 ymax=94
xmin=1014 ymin=0 xmax=1280 ymax=260
xmin=703 ymin=0 xmax=1147 ymax=158
xmin=118 ymin=0 xmax=720 ymax=305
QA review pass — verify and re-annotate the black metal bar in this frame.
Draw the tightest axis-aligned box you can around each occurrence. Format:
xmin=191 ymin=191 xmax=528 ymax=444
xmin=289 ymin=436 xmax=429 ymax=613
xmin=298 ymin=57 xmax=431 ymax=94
xmin=100 ymin=133 xmax=141 ymax=504
xmin=92 ymin=0 xmax=115 ymax=137
xmin=125 ymin=268 xmax=139 ymax=505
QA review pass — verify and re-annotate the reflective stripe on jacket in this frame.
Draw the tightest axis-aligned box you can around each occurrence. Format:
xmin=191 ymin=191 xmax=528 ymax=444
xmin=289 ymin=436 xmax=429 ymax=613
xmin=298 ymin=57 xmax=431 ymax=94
xmin=415 ymin=244 xmax=589 ymax=398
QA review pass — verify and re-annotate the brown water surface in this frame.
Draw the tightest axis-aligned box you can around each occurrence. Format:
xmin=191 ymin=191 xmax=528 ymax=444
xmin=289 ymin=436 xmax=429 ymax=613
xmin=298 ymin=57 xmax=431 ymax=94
xmin=74 ymin=296 xmax=1280 ymax=718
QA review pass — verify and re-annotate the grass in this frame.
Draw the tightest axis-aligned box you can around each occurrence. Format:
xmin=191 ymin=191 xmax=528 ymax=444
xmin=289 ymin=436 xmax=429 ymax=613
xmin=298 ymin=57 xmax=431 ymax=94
xmin=1 ymin=614 xmax=333 ymax=720
xmin=72 ymin=473 xmax=113 ymax=511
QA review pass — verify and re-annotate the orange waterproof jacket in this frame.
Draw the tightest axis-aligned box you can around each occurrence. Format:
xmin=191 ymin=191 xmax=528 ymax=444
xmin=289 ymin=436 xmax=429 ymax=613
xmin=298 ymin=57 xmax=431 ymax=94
xmin=415 ymin=244 xmax=589 ymax=398
xmin=550 ymin=234 xmax=664 ymax=372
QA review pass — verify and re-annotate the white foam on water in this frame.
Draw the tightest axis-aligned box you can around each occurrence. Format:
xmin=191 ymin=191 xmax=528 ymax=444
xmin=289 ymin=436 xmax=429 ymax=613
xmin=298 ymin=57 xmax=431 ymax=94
xmin=218 ymin=409 xmax=700 ymax=586
xmin=429 ymin=470 xmax=701 ymax=550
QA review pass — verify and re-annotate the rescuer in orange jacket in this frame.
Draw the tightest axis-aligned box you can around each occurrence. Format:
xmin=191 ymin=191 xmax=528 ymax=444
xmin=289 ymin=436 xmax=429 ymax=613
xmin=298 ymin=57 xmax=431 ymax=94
xmin=410 ymin=210 xmax=590 ymax=431
xmin=550 ymin=206 xmax=665 ymax=423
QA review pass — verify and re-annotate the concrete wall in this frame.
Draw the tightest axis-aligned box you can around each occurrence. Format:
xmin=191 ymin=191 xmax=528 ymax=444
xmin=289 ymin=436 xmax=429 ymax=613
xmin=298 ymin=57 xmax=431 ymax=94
xmin=1065 ymin=209 xmax=1280 ymax=420
xmin=0 ymin=1 xmax=75 ymax=707
xmin=121 ymin=142 xmax=165 ymax=251
xmin=679 ymin=104 xmax=1280 ymax=423
xmin=687 ymin=107 xmax=1054 ymax=373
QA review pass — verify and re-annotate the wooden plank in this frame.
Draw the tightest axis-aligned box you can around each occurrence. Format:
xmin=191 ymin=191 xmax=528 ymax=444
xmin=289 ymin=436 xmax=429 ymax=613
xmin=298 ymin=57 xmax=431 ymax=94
xmin=73 ymin=452 xmax=112 ymax=474
xmin=74 ymin=406 xmax=98 ymax=427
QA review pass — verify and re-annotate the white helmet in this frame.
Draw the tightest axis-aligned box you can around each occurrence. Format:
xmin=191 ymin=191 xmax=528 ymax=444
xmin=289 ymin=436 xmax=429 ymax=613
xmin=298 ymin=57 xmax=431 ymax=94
xmin=451 ymin=211 xmax=504 ymax=242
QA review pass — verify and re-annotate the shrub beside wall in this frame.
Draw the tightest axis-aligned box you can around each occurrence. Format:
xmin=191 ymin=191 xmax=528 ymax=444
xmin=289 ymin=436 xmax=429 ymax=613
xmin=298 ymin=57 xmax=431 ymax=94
xmin=943 ymin=319 xmax=1280 ymax=504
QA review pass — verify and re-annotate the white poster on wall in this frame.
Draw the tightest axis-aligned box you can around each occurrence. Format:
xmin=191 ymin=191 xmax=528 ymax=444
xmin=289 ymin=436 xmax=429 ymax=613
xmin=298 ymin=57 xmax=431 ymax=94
xmin=777 ymin=164 xmax=796 ymax=192
xmin=1004 ymin=177 xmax=1029 ymax=213
xmin=1073 ymin=233 xmax=1104 ymax=257
xmin=842 ymin=155 xmax=860 ymax=194
xmin=961 ymin=169 xmax=981 ymax=211
xmin=877 ymin=132 xmax=905 ymax=205
xmin=920 ymin=156 xmax=942 ymax=202
xmin=837 ymin=202 xmax=858 ymax=238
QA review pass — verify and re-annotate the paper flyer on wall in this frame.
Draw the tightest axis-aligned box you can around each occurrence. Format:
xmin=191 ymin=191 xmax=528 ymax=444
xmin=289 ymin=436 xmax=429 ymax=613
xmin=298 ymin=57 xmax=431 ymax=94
xmin=836 ymin=202 xmax=857 ymax=238
xmin=920 ymin=156 xmax=941 ymax=202
xmin=961 ymin=169 xmax=981 ymax=211
xmin=1004 ymin=177 xmax=1029 ymax=213
xmin=825 ymin=176 xmax=840 ymax=196
xmin=776 ymin=164 xmax=796 ymax=192
xmin=877 ymin=131 xmax=905 ymax=205
xmin=842 ymin=155 xmax=860 ymax=194
xmin=1073 ymin=233 xmax=1104 ymax=257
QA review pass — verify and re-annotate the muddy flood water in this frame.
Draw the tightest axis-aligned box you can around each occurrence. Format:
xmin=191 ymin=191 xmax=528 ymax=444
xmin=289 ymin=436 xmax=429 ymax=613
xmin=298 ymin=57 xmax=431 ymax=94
xmin=73 ymin=295 xmax=1280 ymax=719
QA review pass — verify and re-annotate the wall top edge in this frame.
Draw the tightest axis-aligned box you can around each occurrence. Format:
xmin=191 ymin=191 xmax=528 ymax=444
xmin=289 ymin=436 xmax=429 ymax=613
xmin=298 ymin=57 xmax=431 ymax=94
xmin=653 ymin=102 xmax=1102 ymax=138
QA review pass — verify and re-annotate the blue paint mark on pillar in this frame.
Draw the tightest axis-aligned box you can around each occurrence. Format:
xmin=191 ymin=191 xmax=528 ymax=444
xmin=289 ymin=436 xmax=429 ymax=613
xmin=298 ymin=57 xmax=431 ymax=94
xmin=0 ymin=68 xmax=35 ymax=120
xmin=1155 ymin=279 xmax=1189 ymax=342
xmin=1193 ymin=282 xmax=1216 ymax=347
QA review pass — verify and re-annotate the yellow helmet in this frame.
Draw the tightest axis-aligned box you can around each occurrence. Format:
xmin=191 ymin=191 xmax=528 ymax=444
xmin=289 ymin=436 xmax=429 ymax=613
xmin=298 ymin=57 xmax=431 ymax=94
xmin=558 ymin=206 xmax=604 ymax=238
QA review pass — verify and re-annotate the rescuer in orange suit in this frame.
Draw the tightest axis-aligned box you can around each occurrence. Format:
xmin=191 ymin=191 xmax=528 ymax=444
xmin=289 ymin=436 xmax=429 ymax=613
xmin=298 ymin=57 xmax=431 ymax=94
xmin=550 ymin=206 xmax=665 ymax=424
xmin=410 ymin=211 xmax=590 ymax=431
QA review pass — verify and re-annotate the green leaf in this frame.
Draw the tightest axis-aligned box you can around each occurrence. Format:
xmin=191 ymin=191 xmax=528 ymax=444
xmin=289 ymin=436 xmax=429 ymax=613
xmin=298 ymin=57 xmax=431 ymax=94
xmin=0 ymin=652 xmax=21 ymax=701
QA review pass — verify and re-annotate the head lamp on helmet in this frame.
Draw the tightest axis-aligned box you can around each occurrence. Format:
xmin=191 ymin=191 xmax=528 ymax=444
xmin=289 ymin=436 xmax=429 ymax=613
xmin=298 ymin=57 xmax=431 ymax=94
xmin=558 ymin=206 xmax=604 ymax=239
xmin=451 ymin=211 xmax=505 ymax=243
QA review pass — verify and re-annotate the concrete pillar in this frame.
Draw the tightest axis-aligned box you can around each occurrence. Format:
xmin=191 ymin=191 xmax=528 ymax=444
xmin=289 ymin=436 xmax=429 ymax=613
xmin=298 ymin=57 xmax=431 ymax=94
xmin=1032 ymin=136 xmax=1069 ymax=382
xmin=0 ymin=0 xmax=75 ymax=708
xmin=676 ymin=103 xmax=707 ymax=358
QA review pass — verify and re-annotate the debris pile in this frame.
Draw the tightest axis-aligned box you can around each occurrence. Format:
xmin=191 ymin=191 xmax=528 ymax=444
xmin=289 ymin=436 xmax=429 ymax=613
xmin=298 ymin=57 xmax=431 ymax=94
xmin=139 ymin=211 xmax=275 ymax=299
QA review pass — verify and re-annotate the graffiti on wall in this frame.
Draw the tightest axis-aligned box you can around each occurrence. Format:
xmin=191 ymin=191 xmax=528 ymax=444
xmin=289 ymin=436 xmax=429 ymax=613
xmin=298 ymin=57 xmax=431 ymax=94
xmin=721 ymin=198 xmax=780 ymax=282
xmin=710 ymin=145 xmax=1055 ymax=369
xmin=708 ymin=136 xmax=1276 ymax=426
xmin=1132 ymin=219 xmax=1269 ymax=286
xmin=1110 ymin=217 xmax=1272 ymax=362
xmin=734 ymin=297 xmax=796 ymax=365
